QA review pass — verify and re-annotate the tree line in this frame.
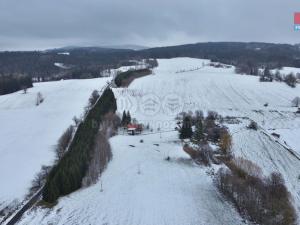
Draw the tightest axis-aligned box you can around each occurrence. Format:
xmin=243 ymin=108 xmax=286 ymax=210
xmin=121 ymin=110 xmax=132 ymax=126
xmin=215 ymin=157 xmax=296 ymax=225
xmin=0 ymin=75 xmax=32 ymax=95
xmin=2 ymin=42 xmax=300 ymax=82
xmin=42 ymin=88 xmax=117 ymax=203
xmin=114 ymin=69 xmax=152 ymax=87
xmin=258 ymin=67 xmax=299 ymax=88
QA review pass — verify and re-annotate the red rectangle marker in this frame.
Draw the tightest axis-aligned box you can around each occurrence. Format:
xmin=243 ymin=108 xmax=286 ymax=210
xmin=295 ymin=13 xmax=300 ymax=24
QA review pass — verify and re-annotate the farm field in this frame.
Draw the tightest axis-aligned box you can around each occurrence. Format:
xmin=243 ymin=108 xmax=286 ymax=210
xmin=16 ymin=58 xmax=300 ymax=225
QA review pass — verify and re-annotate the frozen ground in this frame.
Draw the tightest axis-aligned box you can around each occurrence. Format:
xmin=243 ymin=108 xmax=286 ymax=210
xmin=0 ymin=78 xmax=110 ymax=210
xmin=17 ymin=58 xmax=300 ymax=224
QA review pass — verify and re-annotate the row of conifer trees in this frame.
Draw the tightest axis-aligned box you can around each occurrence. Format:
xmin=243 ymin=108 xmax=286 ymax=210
xmin=42 ymin=88 xmax=117 ymax=203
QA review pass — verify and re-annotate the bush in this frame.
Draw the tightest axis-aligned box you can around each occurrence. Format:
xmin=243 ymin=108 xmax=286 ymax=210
xmin=215 ymin=158 xmax=296 ymax=225
xmin=183 ymin=144 xmax=213 ymax=166
xmin=274 ymin=70 xmax=283 ymax=81
xmin=219 ymin=131 xmax=232 ymax=156
xmin=206 ymin=126 xmax=226 ymax=142
xmin=229 ymin=157 xmax=262 ymax=178
xmin=207 ymin=111 xmax=219 ymax=120
xmin=284 ymin=73 xmax=297 ymax=88
xmin=247 ymin=121 xmax=258 ymax=130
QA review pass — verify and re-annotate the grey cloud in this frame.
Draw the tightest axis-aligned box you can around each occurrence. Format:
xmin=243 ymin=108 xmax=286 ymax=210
xmin=0 ymin=0 xmax=299 ymax=50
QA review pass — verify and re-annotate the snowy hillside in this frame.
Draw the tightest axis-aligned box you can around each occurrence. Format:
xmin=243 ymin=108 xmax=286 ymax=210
xmin=0 ymin=78 xmax=111 ymax=212
xmin=272 ymin=67 xmax=300 ymax=76
xmin=115 ymin=58 xmax=300 ymax=215
xmin=18 ymin=132 xmax=244 ymax=225
xmin=16 ymin=58 xmax=300 ymax=225
xmin=116 ymin=58 xmax=300 ymax=220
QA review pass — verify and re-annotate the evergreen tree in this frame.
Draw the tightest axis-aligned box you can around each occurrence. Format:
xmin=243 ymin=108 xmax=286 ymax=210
xmin=121 ymin=110 xmax=127 ymax=126
xmin=259 ymin=66 xmax=273 ymax=82
xmin=192 ymin=119 xmax=204 ymax=144
xmin=264 ymin=66 xmax=271 ymax=77
xmin=127 ymin=111 xmax=131 ymax=124
xmin=179 ymin=116 xmax=193 ymax=139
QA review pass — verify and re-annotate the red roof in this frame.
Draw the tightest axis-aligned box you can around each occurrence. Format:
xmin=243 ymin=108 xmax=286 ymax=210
xmin=295 ymin=13 xmax=300 ymax=24
xmin=127 ymin=124 xmax=139 ymax=129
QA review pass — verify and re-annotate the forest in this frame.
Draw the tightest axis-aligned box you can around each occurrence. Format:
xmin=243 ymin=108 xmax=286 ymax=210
xmin=1 ymin=42 xmax=300 ymax=79
xmin=1 ymin=42 xmax=300 ymax=95
xmin=0 ymin=75 xmax=32 ymax=95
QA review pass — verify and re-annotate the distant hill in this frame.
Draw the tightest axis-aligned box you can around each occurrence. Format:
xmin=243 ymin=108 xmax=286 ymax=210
xmin=139 ymin=42 xmax=300 ymax=65
xmin=103 ymin=44 xmax=148 ymax=50
xmin=47 ymin=46 xmax=134 ymax=53
xmin=48 ymin=44 xmax=148 ymax=53
xmin=1 ymin=42 xmax=300 ymax=80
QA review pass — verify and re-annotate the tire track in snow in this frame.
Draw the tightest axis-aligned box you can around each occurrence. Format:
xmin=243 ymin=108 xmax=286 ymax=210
xmin=228 ymin=83 xmax=252 ymax=106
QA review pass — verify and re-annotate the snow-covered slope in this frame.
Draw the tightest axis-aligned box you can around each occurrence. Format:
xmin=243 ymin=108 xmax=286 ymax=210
xmin=271 ymin=67 xmax=300 ymax=76
xmin=0 ymin=78 xmax=111 ymax=209
xmin=115 ymin=58 xmax=300 ymax=219
xmin=16 ymin=58 xmax=300 ymax=224
xmin=18 ymin=132 xmax=244 ymax=225
xmin=115 ymin=58 xmax=300 ymax=131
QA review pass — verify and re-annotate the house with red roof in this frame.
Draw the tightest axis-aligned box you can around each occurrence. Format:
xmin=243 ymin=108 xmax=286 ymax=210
xmin=127 ymin=124 xmax=143 ymax=135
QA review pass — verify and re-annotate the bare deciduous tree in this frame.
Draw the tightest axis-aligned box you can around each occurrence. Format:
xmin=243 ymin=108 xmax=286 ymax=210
xmin=28 ymin=165 xmax=51 ymax=196
xmin=36 ymin=92 xmax=44 ymax=106
xmin=89 ymin=90 xmax=100 ymax=106
xmin=219 ymin=132 xmax=232 ymax=156
xmin=55 ymin=125 xmax=74 ymax=160
xmin=82 ymin=113 xmax=120 ymax=187
xmin=21 ymin=86 xmax=28 ymax=94
xmin=214 ymin=157 xmax=296 ymax=225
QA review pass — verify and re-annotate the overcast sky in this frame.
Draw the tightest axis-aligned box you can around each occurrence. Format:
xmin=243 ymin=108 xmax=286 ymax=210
xmin=0 ymin=0 xmax=299 ymax=50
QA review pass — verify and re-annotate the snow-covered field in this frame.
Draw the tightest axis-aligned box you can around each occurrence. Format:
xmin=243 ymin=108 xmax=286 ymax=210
xmin=272 ymin=66 xmax=300 ymax=76
xmin=18 ymin=132 xmax=244 ymax=225
xmin=15 ymin=57 xmax=300 ymax=224
xmin=0 ymin=78 xmax=110 ymax=211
